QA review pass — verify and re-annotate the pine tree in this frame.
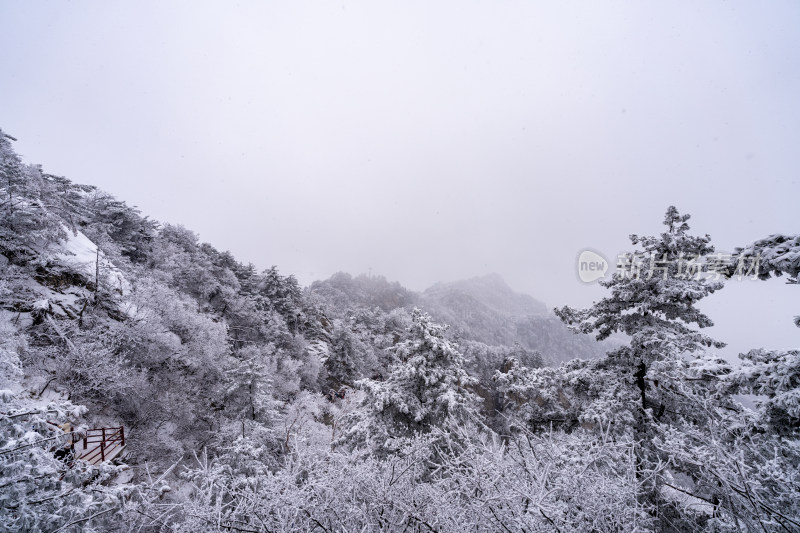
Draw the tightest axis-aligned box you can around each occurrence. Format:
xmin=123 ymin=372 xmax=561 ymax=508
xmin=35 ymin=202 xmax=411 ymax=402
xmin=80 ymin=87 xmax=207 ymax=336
xmin=546 ymin=207 xmax=739 ymax=528
xmin=0 ymin=131 xmax=65 ymax=260
xmin=341 ymin=309 xmax=481 ymax=455
xmin=555 ymin=206 xmax=725 ymax=416
xmin=223 ymin=345 xmax=279 ymax=425
xmin=324 ymin=323 xmax=365 ymax=391
xmin=261 ymin=266 xmax=302 ymax=327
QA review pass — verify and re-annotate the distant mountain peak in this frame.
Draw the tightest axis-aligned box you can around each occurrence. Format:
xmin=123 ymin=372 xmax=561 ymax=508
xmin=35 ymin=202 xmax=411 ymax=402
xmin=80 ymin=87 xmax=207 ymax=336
xmin=476 ymin=272 xmax=507 ymax=283
xmin=423 ymin=273 xmax=547 ymax=318
xmin=416 ymin=273 xmax=606 ymax=363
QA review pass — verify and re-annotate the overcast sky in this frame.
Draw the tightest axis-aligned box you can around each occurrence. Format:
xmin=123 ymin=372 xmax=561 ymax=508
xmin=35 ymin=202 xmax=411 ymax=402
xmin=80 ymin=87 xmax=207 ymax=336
xmin=1 ymin=1 xmax=798 ymax=355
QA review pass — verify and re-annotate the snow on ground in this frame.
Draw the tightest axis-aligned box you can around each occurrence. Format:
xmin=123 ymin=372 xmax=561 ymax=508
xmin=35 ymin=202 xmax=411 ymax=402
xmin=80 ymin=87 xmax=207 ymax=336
xmin=660 ymin=471 xmax=716 ymax=517
xmin=52 ymin=228 xmax=98 ymax=277
xmin=50 ymin=226 xmax=130 ymax=296
xmin=25 ymin=284 xmax=89 ymax=321
xmin=307 ymin=339 xmax=331 ymax=362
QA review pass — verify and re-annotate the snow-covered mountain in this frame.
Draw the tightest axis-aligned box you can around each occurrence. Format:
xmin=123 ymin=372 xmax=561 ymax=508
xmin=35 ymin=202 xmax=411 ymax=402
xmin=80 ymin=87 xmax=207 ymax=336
xmin=309 ymin=272 xmax=608 ymax=364
xmin=419 ymin=273 xmax=608 ymax=363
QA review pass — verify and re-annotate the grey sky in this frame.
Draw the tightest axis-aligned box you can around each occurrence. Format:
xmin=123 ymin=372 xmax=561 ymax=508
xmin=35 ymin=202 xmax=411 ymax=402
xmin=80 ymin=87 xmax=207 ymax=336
xmin=1 ymin=1 xmax=798 ymax=355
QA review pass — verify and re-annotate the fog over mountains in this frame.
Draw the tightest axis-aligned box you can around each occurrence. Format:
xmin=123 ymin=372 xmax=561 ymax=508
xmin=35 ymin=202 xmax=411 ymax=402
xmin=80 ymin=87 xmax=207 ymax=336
xmin=309 ymin=270 xmax=609 ymax=364
xmin=420 ymin=273 xmax=609 ymax=362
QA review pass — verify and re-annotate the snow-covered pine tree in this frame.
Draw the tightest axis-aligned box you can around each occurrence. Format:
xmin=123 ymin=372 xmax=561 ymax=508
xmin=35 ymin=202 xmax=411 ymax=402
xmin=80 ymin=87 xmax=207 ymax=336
xmin=340 ymin=309 xmax=481 ymax=455
xmin=726 ymin=233 xmax=800 ymax=283
xmin=260 ymin=266 xmax=303 ymax=329
xmin=555 ymin=206 xmax=725 ymax=418
xmin=324 ymin=323 xmax=366 ymax=391
xmin=223 ymin=344 xmax=279 ymax=426
xmin=543 ymin=208 xmax=798 ymax=530
xmin=547 ymin=206 xmax=741 ymax=528
xmin=0 ymin=131 xmax=66 ymax=260
xmin=83 ymin=191 xmax=157 ymax=265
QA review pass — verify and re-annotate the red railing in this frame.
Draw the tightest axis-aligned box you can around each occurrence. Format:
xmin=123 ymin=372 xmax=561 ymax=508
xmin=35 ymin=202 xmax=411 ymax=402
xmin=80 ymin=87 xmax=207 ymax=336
xmin=75 ymin=426 xmax=125 ymax=464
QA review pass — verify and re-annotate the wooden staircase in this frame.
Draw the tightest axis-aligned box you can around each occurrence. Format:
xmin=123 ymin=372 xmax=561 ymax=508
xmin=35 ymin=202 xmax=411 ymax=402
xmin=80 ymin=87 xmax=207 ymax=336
xmin=73 ymin=426 xmax=126 ymax=465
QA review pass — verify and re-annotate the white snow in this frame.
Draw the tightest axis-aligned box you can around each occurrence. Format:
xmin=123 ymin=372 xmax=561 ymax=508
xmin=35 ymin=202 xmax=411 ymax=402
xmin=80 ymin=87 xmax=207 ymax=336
xmin=307 ymin=339 xmax=331 ymax=362
xmin=50 ymin=226 xmax=130 ymax=297
xmin=53 ymin=228 xmax=98 ymax=274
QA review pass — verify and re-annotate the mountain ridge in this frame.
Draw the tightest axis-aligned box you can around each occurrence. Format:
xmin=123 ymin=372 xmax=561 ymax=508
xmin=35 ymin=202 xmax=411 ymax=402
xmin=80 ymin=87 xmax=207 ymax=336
xmin=310 ymin=271 xmax=608 ymax=364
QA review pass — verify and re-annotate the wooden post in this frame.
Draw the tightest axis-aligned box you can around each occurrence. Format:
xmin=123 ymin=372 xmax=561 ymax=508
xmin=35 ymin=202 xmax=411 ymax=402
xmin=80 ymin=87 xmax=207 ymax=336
xmin=101 ymin=428 xmax=106 ymax=462
xmin=120 ymin=426 xmax=125 ymax=447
